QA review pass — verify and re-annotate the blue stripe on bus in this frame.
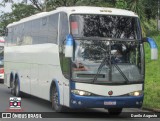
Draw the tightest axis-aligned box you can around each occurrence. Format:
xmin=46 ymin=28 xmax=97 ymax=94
xmin=70 ymin=81 xmax=75 ymax=89
xmin=147 ymin=37 xmax=158 ymax=49
xmin=70 ymin=94 xmax=143 ymax=108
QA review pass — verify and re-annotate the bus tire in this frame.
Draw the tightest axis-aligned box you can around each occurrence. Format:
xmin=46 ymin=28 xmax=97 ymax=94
xmin=108 ymin=108 xmax=122 ymax=115
xmin=14 ymin=78 xmax=20 ymax=97
xmin=51 ymin=86 xmax=64 ymax=112
xmin=10 ymin=75 xmax=15 ymax=95
xmin=11 ymin=85 xmax=15 ymax=95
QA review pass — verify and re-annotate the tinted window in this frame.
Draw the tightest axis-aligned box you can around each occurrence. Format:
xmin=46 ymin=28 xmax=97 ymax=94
xmin=59 ymin=12 xmax=70 ymax=78
xmin=59 ymin=12 xmax=69 ymax=45
xmin=70 ymin=14 xmax=140 ymax=39
xmin=7 ymin=13 xmax=59 ymax=46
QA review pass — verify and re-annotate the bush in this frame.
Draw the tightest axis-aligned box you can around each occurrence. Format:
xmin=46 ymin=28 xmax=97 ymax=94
xmin=143 ymin=33 xmax=160 ymax=109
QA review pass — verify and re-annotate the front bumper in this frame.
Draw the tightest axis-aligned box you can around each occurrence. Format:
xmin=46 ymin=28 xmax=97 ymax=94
xmin=70 ymin=94 xmax=143 ymax=109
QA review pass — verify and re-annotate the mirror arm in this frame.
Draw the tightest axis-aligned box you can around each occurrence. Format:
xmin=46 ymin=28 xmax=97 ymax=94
xmin=144 ymin=37 xmax=158 ymax=60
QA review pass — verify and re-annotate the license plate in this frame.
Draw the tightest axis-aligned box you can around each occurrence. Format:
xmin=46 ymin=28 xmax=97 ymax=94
xmin=104 ymin=101 xmax=116 ymax=105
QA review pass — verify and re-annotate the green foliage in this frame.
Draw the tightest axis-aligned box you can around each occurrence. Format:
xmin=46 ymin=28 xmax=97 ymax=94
xmin=11 ymin=3 xmax=38 ymax=21
xmin=143 ymin=0 xmax=158 ymax=19
xmin=115 ymin=0 xmax=127 ymax=9
xmin=0 ymin=3 xmax=37 ymax=36
xmin=143 ymin=33 xmax=160 ymax=109
xmin=0 ymin=13 xmax=14 ymax=36
xmin=127 ymin=0 xmax=146 ymax=20
xmin=45 ymin=0 xmax=114 ymax=11
xmin=143 ymin=19 xmax=158 ymax=36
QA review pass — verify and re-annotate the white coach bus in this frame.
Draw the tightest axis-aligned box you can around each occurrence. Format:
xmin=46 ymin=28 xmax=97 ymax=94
xmin=4 ymin=6 xmax=158 ymax=114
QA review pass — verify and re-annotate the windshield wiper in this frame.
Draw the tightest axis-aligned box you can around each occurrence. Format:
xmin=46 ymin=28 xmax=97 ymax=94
xmin=113 ymin=64 xmax=129 ymax=83
xmin=93 ymin=57 xmax=129 ymax=83
xmin=92 ymin=56 xmax=109 ymax=83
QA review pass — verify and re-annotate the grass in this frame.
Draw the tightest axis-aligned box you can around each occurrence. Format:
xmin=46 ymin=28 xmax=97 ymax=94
xmin=143 ymin=34 xmax=160 ymax=109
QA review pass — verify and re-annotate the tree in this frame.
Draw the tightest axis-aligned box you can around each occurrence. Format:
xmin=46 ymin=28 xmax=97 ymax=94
xmin=21 ymin=0 xmax=114 ymax=11
xmin=0 ymin=3 xmax=37 ymax=36
xmin=1 ymin=0 xmax=13 ymax=5
xmin=115 ymin=0 xmax=127 ymax=9
xmin=11 ymin=3 xmax=38 ymax=21
xmin=124 ymin=0 xmax=145 ymax=20
xmin=0 ymin=13 xmax=14 ymax=36
xmin=143 ymin=0 xmax=158 ymax=20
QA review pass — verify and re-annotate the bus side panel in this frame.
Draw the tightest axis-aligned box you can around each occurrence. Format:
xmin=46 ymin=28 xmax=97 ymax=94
xmin=4 ymin=39 xmax=70 ymax=106
xmin=29 ymin=44 xmax=61 ymax=101
xmin=18 ymin=63 xmax=30 ymax=94
xmin=30 ymin=64 xmax=39 ymax=96
xmin=4 ymin=44 xmax=65 ymax=102
xmin=4 ymin=46 xmax=31 ymax=93
xmin=4 ymin=61 xmax=12 ymax=87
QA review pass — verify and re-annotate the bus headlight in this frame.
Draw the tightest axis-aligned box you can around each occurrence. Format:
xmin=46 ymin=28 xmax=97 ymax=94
xmin=129 ymin=90 xmax=143 ymax=96
xmin=71 ymin=90 xmax=92 ymax=96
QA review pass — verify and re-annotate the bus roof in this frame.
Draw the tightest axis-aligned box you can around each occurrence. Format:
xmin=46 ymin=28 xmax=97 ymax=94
xmin=7 ymin=6 xmax=138 ymax=27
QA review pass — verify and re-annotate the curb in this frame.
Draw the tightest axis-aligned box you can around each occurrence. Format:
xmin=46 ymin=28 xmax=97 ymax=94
xmin=142 ymin=107 xmax=160 ymax=113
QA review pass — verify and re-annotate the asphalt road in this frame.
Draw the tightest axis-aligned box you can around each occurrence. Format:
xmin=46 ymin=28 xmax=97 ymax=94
xmin=0 ymin=83 xmax=159 ymax=121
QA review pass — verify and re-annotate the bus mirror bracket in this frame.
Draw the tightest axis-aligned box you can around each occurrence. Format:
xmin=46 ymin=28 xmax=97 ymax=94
xmin=65 ymin=34 xmax=73 ymax=58
xmin=143 ymin=37 xmax=158 ymax=60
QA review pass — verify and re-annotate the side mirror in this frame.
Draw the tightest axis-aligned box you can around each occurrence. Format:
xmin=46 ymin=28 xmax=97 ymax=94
xmin=65 ymin=34 xmax=73 ymax=58
xmin=143 ymin=37 xmax=158 ymax=60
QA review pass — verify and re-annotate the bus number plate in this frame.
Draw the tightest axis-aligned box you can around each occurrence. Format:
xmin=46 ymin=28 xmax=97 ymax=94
xmin=104 ymin=101 xmax=116 ymax=105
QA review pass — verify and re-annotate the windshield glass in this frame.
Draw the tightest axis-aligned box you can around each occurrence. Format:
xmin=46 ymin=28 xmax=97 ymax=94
xmin=72 ymin=40 xmax=143 ymax=83
xmin=70 ymin=14 xmax=141 ymax=39
xmin=70 ymin=14 xmax=143 ymax=83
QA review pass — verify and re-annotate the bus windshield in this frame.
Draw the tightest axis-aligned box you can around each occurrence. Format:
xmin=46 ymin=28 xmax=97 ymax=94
xmin=70 ymin=14 xmax=143 ymax=84
xmin=70 ymin=14 xmax=141 ymax=39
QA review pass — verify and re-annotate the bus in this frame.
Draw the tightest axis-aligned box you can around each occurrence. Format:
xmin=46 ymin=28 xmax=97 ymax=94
xmin=0 ymin=37 xmax=5 ymax=83
xmin=4 ymin=6 xmax=158 ymax=114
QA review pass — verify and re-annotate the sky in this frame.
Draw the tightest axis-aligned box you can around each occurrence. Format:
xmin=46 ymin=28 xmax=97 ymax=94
xmin=0 ymin=0 xmax=23 ymax=13
xmin=0 ymin=3 xmax=12 ymax=13
xmin=0 ymin=0 xmax=44 ymax=14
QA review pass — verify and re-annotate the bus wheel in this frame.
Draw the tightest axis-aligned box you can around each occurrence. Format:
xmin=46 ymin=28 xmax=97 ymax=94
xmin=14 ymin=78 xmax=20 ymax=97
xmin=10 ymin=78 xmax=15 ymax=95
xmin=11 ymin=82 xmax=15 ymax=95
xmin=51 ymin=87 xmax=64 ymax=112
xmin=108 ymin=108 xmax=122 ymax=115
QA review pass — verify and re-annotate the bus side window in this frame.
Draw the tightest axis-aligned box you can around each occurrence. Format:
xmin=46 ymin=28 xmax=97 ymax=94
xmin=48 ymin=13 xmax=59 ymax=44
xmin=59 ymin=12 xmax=70 ymax=78
xmin=59 ymin=12 xmax=69 ymax=45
